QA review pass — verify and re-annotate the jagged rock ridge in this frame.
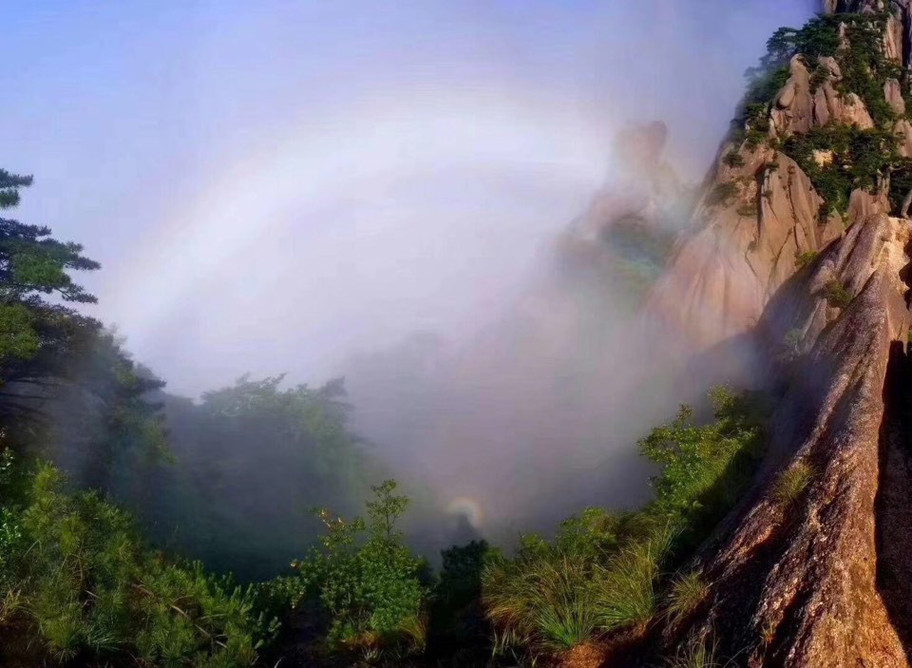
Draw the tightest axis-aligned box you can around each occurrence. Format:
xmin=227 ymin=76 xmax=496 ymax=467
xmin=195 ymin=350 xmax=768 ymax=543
xmin=643 ymin=1 xmax=910 ymax=353
xmin=638 ymin=1 xmax=912 ymax=665
xmin=665 ymin=213 xmax=912 ymax=666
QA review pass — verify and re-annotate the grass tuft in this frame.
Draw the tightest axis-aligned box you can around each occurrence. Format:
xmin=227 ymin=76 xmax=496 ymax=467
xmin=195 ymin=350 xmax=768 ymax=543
xmin=667 ymin=634 xmax=721 ymax=668
xmin=665 ymin=570 xmax=707 ymax=625
xmin=773 ymin=461 xmax=814 ymax=505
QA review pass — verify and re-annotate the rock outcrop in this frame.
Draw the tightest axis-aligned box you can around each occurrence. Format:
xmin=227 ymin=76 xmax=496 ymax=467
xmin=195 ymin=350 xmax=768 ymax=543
xmin=639 ymin=1 xmax=912 ymax=665
xmin=772 ymin=56 xmax=873 ymax=136
xmin=661 ymin=214 xmax=912 ymax=666
xmin=556 ymin=120 xmax=686 ymax=300
xmin=644 ymin=0 xmax=912 ymax=352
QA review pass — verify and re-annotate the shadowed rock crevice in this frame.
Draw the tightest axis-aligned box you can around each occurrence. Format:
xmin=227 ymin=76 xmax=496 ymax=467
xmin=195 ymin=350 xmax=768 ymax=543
xmin=876 ymin=341 xmax=912 ymax=662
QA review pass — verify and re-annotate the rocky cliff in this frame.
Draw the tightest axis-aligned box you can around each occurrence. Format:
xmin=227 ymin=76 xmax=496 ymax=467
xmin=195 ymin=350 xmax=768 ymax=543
xmin=637 ymin=1 xmax=912 ymax=665
xmin=644 ymin=1 xmax=910 ymax=352
xmin=659 ymin=213 xmax=912 ymax=666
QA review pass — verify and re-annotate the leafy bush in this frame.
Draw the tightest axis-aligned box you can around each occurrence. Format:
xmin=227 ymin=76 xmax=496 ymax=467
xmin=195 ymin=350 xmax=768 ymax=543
xmin=276 ymin=480 xmax=428 ymax=662
xmin=730 ymin=66 xmax=789 ymax=148
xmin=783 ymin=126 xmax=898 ymax=215
xmin=0 ymin=459 xmax=273 ymax=666
xmin=823 ymin=279 xmax=853 ymax=309
xmin=795 ymin=250 xmax=818 ymax=269
xmin=640 ymin=388 xmax=765 ymax=547
xmin=808 ymin=63 xmax=830 ymax=93
xmin=837 ymin=14 xmax=899 ymax=128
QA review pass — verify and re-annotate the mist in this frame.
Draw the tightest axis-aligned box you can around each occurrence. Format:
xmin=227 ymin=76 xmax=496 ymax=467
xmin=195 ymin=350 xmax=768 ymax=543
xmin=2 ymin=1 xmax=817 ymax=549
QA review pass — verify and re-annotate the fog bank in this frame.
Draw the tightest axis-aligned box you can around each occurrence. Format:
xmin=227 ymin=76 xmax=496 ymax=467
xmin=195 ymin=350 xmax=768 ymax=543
xmin=1 ymin=1 xmax=816 ymax=540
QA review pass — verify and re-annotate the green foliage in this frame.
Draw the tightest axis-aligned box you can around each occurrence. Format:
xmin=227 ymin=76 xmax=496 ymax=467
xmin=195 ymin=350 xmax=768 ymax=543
xmin=888 ymin=158 xmax=912 ymax=215
xmin=484 ymin=543 xmax=613 ymax=655
xmin=665 ymin=571 xmax=707 ymax=625
xmin=0 ymin=170 xmax=32 ymax=210
xmin=47 ymin=328 xmax=169 ymax=493
xmin=773 ymin=461 xmax=814 ymax=505
xmin=706 ymin=182 xmax=738 ymax=208
xmin=0 ymin=173 xmax=99 ymax=306
xmin=733 ymin=12 xmax=900 ymax=156
xmin=722 ymin=151 xmax=745 ymax=169
xmin=836 ymin=14 xmax=898 ymax=129
xmin=669 ymin=634 xmax=722 ymax=668
xmin=823 ymin=279 xmax=853 ymax=309
xmin=483 ymin=389 xmax=765 ymax=659
xmin=795 ymin=250 xmax=819 ymax=269
xmin=639 ymin=388 xmax=765 ymax=546
xmin=783 ymin=126 xmax=898 ymax=215
xmin=596 ymin=527 xmax=674 ymax=631
xmin=0 ymin=168 xmax=167 ymax=494
xmin=757 ymin=14 xmax=895 ymax=125
xmin=808 ymin=63 xmax=831 ymax=93
xmin=736 ymin=204 xmax=759 ymax=218
xmin=0 ymin=168 xmax=100 ymax=393
xmin=0 ymin=460 xmax=274 ymax=665
xmin=731 ymin=64 xmax=788 ymax=148
xmin=0 ymin=303 xmax=39 ymax=362
xmin=763 ymin=18 xmax=842 ymax=67
xmin=276 ymin=480 xmax=428 ymax=662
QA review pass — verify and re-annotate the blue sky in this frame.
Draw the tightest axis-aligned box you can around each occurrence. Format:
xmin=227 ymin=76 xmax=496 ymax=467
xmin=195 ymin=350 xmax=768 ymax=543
xmin=1 ymin=1 xmax=815 ymax=395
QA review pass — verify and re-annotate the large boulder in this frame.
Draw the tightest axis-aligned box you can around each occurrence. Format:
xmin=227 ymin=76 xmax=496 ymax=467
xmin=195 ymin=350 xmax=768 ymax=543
xmin=771 ymin=56 xmax=873 ymax=136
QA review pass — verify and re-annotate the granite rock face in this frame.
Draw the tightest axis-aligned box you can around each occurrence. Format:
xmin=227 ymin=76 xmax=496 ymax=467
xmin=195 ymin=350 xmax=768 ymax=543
xmin=662 ymin=214 xmax=912 ymax=667
xmin=636 ymin=2 xmax=912 ymax=665
xmin=643 ymin=0 xmax=910 ymax=353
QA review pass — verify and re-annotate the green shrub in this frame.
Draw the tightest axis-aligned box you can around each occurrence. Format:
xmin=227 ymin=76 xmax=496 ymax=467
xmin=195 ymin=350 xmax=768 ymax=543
xmin=773 ymin=462 xmax=814 ymax=505
xmin=640 ymin=387 xmax=766 ymax=544
xmin=595 ymin=527 xmax=674 ymax=631
xmin=722 ymin=151 xmax=745 ymax=169
xmin=823 ymin=279 xmax=853 ymax=309
xmin=706 ymin=183 xmax=738 ymax=208
xmin=795 ymin=250 xmax=818 ymax=269
xmin=888 ymin=158 xmax=912 ymax=215
xmin=2 ymin=461 xmax=273 ymax=665
xmin=783 ymin=126 xmax=899 ymax=215
xmin=279 ymin=480 xmax=428 ymax=661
